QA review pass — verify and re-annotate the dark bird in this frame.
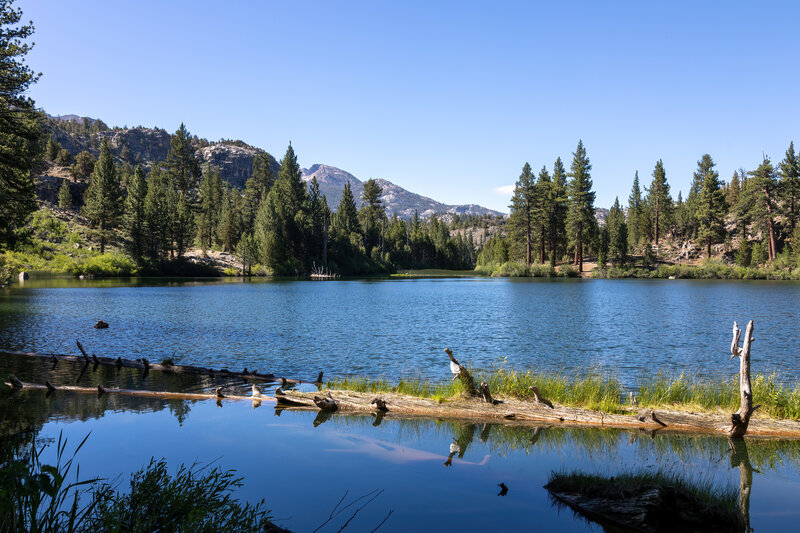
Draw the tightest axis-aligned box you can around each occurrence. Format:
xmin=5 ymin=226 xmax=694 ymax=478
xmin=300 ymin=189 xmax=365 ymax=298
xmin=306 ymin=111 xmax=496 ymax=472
xmin=445 ymin=348 xmax=460 ymax=381
xmin=497 ymin=483 xmax=508 ymax=496
xmin=274 ymin=387 xmax=285 ymax=396
xmin=94 ymin=320 xmax=109 ymax=329
xmin=9 ymin=375 xmax=23 ymax=389
xmin=45 ymin=381 xmax=56 ymax=393
xmin=313 ymin=393 xmax=338 ymax=411
xmin=97 ymin=385 xmax=106 ymax=396
xmin=371 ymin=398 xmax=388 ymax=411
xmin=215 ymin=387 xmax=225 ymax=399
xmin=280 ymin=377 xmax=288 ymax=387
xmin=316 ymin=371 xmax=324 ymax=383
xmin=243 ymin=367 xmax=249 ymax=375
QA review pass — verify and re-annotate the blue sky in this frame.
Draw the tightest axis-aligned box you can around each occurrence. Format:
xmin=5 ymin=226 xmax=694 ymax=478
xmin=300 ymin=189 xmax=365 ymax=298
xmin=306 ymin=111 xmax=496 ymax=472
xmin=19 ymin=0 xmax=800 ymax=213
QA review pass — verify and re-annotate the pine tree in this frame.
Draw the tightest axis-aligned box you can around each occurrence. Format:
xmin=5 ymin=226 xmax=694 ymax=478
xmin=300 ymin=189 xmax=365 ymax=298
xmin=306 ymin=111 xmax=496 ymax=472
xmin=508 ymin=162 xmax=536 ymax=264
xmin=82 ymin=138 xmax=122 ymax=253
xmin=334 ymin=181 xmax=359 ymax=237
xmin=55 ymin=148 xmax=72 ymax=166
xmin=241 ymin=153 xmax=275 ymax=233
xmin=0 ymin=1 xmax=40 ymax=248
xmin=742 ymin=158 xmax=779 ymax=261
xmin=535 ymin=166 xmax=554 ymax=263
xmin=71 ymin=151 xmax=95 ymax=181
xmin=694 ymin=154 xmax=727 ymax=259
xmin=217 ymin=186 xmax=240 ymax=253
xmin=566 ymin=140 xmax=596 ymax=271
xmin=235 ymin=232 xmax=259 ymax=275
xmin=359 ymin=178 xmax=386 ymax=256
xmin=308 ymin=177 xmax=328 ymax=261
xmin=57 ymin=179 xmax=72 ymax=210
xmin=551 ymin=157 xmax=569 ymax=258
xmin=143 ymin=164 xmax=173 ymax=263
xmin=726 ymin=170 xmax=741 ymax=210
xmin=172 ymin=192 xmax=194 ymax=259
xmin=646 ymin=159 xmax=672 ymax=246
xmin=779 ymin=141 xmax=800 ymax=234
xmin=124 ymin=165 xmax=148 ymax=263
xmin=196 ymin=167 xmax=220 ymax=255
xmin=46 ymin=136 xmax=60 ymax=160
xmin=254 ymin=143 xmax=309 ymax=272
xmin=627 ymin=171 xmax=643 ymax=249
xmin=607 ymin=197 xmax=627 ymax=265
xmin=166 ymin=123 xmax=201 ymax=199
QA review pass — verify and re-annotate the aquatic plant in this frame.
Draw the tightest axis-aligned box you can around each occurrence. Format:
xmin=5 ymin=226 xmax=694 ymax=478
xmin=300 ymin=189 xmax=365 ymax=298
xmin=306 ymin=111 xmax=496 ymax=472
xmin=0 ymin=433 xmax=276 ymax=532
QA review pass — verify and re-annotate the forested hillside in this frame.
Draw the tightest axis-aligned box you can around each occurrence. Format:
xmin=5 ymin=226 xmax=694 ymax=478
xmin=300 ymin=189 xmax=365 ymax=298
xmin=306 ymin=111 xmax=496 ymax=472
xmin=479 ymin=141 xmax=800 ymax=279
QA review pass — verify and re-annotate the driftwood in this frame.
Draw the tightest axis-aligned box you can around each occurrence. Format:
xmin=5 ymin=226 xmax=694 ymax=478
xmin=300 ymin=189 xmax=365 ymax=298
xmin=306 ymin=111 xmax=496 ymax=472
xmin=3 ymin=377 xmax=276 ymax=404
xmin=728 ymin=320 xmax=759 ymax=438
xmin=445 ymin=348 xmax=478 ymax=397
xmin=272 ymin=388 xmax=800 ymax=438
xmin=0 ymin=343 xmax=316 ymax=385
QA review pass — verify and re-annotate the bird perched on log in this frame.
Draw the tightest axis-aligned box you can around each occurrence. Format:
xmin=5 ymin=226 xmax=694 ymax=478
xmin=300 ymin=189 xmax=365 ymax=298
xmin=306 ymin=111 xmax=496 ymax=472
xmin=497 ymin=483 xmax=508 ymax=496
xmin=445 ymin=348 xmax=461 ymax=381
xmin=215 ymin=387 xmax=225 ymax=399
xmin=280 ymin=377 xmax=288 ymax=387
xmin=97 ymin=385 xmax=106 ymax=396
xmin=252 ymin=384 xmax=262 ymax=398
xmin=629 ymin=391 xmax=638 ymax=407
xmin=45 ymin=381 xmax=56 ymax=393
xmin=9 ymin=375 xmax=24 ymax=389
xmin=315 ymin=371 xmax=324 ymax=384
xmin=274 ymin=387 xmax=285 ymax=396
xmin=313 ymin=393 xmax=338 ymax=411
xmin=371 ymin=398 xmax=388 ymax=411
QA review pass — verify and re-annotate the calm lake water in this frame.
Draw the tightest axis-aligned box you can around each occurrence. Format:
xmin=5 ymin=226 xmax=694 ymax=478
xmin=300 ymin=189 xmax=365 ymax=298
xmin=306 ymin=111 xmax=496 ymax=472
xmin=2 ymin=278 xmax=800 ymax=531
xmin=2 ymin=366 xmax=800 ymax=532
xmin=1 ymin=277 xmax=799 ymax=385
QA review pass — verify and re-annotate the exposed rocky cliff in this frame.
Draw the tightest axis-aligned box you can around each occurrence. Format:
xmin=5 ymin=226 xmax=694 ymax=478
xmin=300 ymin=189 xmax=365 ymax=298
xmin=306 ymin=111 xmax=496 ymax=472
xmin=44 ymin=114 xmax=502 ymax=218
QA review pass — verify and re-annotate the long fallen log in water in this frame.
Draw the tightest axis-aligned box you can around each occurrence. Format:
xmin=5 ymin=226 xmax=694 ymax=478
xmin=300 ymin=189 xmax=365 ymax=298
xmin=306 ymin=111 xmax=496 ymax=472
xmin=273 ymin=389 xmax=800 ymax=438
xmin=0 ymin=344 xmax=319 ymax=385
xmin=3 ymin=378 xmax=276 ymax=403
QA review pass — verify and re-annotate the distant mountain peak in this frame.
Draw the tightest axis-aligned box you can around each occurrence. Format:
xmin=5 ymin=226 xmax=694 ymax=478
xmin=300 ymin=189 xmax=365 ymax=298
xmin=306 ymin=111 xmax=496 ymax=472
xmin=300 ymin=164 xmax=503 ymax=219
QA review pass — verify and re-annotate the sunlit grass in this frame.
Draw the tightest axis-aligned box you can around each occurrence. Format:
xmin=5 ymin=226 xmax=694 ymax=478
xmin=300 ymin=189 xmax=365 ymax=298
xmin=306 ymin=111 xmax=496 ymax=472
xmin=638 ymin=372 xmax=800 ymax=419
xmin=328 ymin=368 xmax=800 ymax=419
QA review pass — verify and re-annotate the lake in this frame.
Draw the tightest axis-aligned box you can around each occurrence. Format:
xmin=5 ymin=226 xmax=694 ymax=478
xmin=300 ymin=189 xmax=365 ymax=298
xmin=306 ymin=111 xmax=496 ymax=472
xmin=2 ymin=277 xmax=800 ymax=531
xmin=1 ymin=277 xmax=799 ymax=385
xmin=2 ymin=362 xmax=800 ymax=532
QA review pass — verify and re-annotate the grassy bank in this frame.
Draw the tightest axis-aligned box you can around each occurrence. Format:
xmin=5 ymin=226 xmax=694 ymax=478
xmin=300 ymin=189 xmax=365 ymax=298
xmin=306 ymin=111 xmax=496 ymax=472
xmin=473 ymin=261 xmax=580 ymax=278
xmin=328 ymin=369 xmax=800 ymax=419
xmin=593 ymin=260 xmax=800 ymax=280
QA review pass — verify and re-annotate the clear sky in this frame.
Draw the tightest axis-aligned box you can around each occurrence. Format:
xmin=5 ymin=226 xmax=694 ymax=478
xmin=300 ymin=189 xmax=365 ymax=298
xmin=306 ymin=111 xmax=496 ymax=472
xmin=18 ymin=0 xmax=800 ymax=213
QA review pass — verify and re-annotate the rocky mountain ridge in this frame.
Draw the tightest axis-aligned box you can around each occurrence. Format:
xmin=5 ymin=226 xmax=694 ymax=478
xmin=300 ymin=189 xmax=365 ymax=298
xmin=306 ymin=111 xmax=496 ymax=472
xmin=45 ymin=114 xmax=504 ymax=218
xmin=301 ymin=164 xmax=504 ymax=219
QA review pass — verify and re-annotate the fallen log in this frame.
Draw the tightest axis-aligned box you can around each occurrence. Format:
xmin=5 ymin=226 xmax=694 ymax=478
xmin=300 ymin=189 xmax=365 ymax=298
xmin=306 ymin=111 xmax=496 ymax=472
xmin=272 ymin=388 xmax=800 ymax=438
xmin=3 ymin=377 xmax=276 ymax=403
xmin=0 ymin=344 xmax=315 ymax=385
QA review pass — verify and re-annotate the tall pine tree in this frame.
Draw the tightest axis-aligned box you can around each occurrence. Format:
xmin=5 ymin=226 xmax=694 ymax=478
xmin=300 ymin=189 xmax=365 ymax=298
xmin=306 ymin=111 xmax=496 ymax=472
xmin=82 ymin=138 xmax=122 ymax=254
xmin=508 ymin=162 xmax=536 ymax=264
xmin=166 ymin=123 xmax=201 ymax=199
xmin=694 ymin=154 xmax=727 ymax=259
xmin=124 ymin=164 xmax=148 ymax=263
xmin=646 ymin=159 xmax=672 ymax=246
xmin=743 ymin=158 xmax=779 ymax=261
xmin=780 ymin=141 xmax=800 ymax=234
xmin=627 ymin=171 xmax=643 ymax=249
xmin=566 ymin=140 xmax=596 ymax=271
xmin=0 ymin=1 xmax=40 ymax=248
